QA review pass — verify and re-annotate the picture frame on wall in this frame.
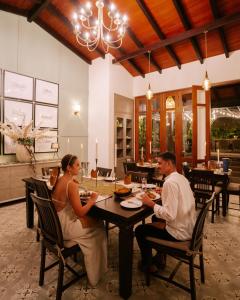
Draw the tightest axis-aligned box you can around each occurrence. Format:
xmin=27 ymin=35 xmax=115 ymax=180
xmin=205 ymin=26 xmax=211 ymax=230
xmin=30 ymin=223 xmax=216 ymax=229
xmin=4 ymin=99 xmax=33 ymax=126
xmin=36 ymin=79 xmax=59 ymax=105
xmin=35 ymin=104 xmax=58 ymax=128
xmin=35 ymin=130 xmax=58 ymax=153
xmin=4 ymin=70 xmax=34 ymax=101
xmin=4 ymin=135 xmax=16 ymax=154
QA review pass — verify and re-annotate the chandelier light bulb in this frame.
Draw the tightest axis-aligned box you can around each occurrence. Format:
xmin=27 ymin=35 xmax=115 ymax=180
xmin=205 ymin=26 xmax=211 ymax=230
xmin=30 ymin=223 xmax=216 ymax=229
xmin=86 ymin=2 xmax=92 ymax=9
xmin=122 ymin=15 xmax=128 ymax=23
xmin=202 ymin=71 xmax=211 ymax=91
xmin=73 ymin=12 xmax=78 ymax=20
xmin=110 ymin=3 xmax=116 ymax=11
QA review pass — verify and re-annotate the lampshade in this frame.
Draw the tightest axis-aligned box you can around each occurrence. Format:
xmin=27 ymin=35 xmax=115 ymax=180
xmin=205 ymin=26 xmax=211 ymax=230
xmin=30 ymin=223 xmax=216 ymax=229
xmin=146 ymin=83 xmax=153 ymax=100
xmin=202 ymin=71 xmax=211 ymax=91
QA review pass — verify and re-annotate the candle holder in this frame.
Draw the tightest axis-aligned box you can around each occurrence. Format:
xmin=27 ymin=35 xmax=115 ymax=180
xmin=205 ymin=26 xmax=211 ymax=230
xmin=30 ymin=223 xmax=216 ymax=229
xmin=95 ymin=158 xmax=98 ymax=187
xmin=114 ymin=166 xmax=117 ymax=190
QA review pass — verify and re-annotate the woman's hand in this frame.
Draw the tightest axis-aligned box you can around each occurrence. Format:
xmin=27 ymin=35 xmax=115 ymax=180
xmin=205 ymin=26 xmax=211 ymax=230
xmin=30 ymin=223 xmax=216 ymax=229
xmin=141 ymin=193 xmax=155 ymax=209
xmin=88 ymin=192 xmax=98 ymax=206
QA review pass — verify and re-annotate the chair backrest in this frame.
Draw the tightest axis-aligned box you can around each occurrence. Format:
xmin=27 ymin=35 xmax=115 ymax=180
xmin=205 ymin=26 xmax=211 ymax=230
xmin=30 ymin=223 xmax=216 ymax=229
xmin=42 ymin=166 xmax=60 ymax=176
xmin=31 ymin=193 xmax=64 ymax=248
xmin=31 ymin=177 xmax=51 ymax=199
xmin=189 ymin=169 xmax=215 ymax=196
xmin=97 ymin=167 xmax=112 ymax=177
xmin=127 ymin=171 xmax=148 ymax=183
xmin=123 ymin=162 xmax=137 ymax=174
xmin=190 ymin=192 xmax=215 ymax=251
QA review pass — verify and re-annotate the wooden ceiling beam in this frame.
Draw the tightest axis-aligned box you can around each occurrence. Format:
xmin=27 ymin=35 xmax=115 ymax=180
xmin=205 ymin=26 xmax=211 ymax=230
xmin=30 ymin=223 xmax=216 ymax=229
xmin=118 ymin=48 xmax=145 ymax=78
xmin=172 ymin=0 xmax=203 ymax=64
xmin=209 ymin=0 xmax=229 ymax=58
xmin=68 ymin=0 xmax=105 ymax=59
xmin=0 ymin=3 xmax=27 ymax=17
xmin=113 ymin=13 xmax=240 ymax=64
xmin=27 ymin=0 xmax=51 ymax=22
xmin=136 ymin=0 xmax=181 ymax=69
xmin=127 ymin=28 xmax=162 ymax=74
xmin=35 ymin=19 xmax=91 ymax=64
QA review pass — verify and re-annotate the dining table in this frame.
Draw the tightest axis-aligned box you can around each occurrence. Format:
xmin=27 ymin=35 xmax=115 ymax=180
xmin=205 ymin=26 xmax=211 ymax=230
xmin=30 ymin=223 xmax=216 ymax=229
xmin=22 ymin=176 xmax=158 ymax=299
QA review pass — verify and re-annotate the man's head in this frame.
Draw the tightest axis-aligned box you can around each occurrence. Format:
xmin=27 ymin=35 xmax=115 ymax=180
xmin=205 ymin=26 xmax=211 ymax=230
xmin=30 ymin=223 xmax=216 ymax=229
xmin=158 ymin=152 xmax=176 ymax=176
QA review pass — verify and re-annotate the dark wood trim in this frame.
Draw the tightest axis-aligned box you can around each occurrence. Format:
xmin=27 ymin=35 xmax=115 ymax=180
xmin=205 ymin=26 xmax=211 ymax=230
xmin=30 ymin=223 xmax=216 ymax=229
xmin=192 ymin=86 xmax=198 ymax=167
xmin=113 ymin=13 xmax=240 ymax=64
xmin=172 ymin=0 xmax=203 ymax=64
xmin=27 ymin=0 xmax=51 ymax=22
xmin=35 ymin=19 xmax=91 ymax=64
xmin=205 ymin=90 xmax=211 ymax=163
xmin=209 ymin=0 xmax=229 ymax=58
xmin=146 ymin=99 xmax=152 ymax=160
xmin=136 ymin=0 xmax=181 ymax=69
xmin=118 ymin=48 xmax=145 ymax=78
xmin=0 ymin=3 xmax=27 ymax=17
xmin=127 ymin=28 xmax=162 ymax=74
xmin=47 ymin=3 xmax=105 ymax=59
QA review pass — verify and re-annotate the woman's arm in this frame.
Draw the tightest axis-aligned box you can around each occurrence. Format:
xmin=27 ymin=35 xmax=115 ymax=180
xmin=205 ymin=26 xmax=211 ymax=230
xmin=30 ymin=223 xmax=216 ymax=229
xmin=68 ymin=182 xmax=97 ymax=218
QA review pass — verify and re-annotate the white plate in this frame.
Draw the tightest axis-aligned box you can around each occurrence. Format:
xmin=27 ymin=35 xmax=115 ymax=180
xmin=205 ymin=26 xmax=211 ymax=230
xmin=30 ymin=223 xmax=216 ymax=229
xmin=136 ymin=191 xmax=160 ymax=201
xmin=145 ymin=184 xmax=156 ymax=189
xmin=104 ymin=177 xmax=116 ymax=182
xmin=120 ymin=198 xmax=142 ymax=209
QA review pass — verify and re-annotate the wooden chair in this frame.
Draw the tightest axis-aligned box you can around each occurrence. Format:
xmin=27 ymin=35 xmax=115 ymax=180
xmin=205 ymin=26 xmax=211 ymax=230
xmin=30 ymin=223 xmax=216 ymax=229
xmin=182 ymin=162 xmax=191 ymax=179
xmin=123 ymin=162 xmax=137 ymax=174
xmin=227 ymin=182 xmax=240 ymax=211
xmin=30 ymin=193 xmax=86 ymax=300
xmin=97 ymin=167 xmax=112 ymax=177
xmin=189 ymin=169 xmax=221 ymax=223
xmin=31 ymin=177 xmax=52 ymax=241
xmin=144 ymin=192 xmax=215 ymax=300
xmin=126 ymin=171 xmax=148 ymax=183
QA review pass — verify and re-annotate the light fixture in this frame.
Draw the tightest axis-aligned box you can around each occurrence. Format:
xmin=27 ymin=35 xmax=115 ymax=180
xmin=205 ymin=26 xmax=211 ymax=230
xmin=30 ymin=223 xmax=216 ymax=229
xmin=73 ymin=104 xmax=81 ymax=117
xmin=72 ymin=1 xmax=128 ymax=53
xmin=146 ymin=51 xmax=153 ymax=100
xmin=202 ymin=31 xmax=211 ymax=91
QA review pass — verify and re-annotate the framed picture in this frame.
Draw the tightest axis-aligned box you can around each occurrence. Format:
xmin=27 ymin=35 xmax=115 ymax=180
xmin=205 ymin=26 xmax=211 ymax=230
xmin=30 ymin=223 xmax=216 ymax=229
xmin=35 ymin=104 xmax=58 ymax=128
xmin=36 ymin=79 xmax=59 ymax=105
xmin=4 ymin=99 xmax=33 ymax=126
xmin=4 ymin=135 xmax=16 ymax=154
xmin=35 ymin=130 xmax=58 ymax=153
xmin=4 ymin=70 xmax=34 ymax=101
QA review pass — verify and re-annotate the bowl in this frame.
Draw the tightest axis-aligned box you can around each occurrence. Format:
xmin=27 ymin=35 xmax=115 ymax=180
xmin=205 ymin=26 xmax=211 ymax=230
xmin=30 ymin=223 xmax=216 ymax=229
xmin=114 ymin=188 xmax=132 ymax=198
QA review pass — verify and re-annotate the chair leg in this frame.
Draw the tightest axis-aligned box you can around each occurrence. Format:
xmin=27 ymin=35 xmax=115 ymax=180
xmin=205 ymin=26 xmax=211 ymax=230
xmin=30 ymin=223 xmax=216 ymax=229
xmin=105 ymin=221 xmax=109 ymax=239
xmin=189 ymin=257 xmax=196 ymax=300
xmin=199 ymin=245 xmax=205 ymax=283
xmin=39 ymin=242 xmax=46 ymax=286
xmin=56 ymin=260 xmax=64 ymax=300
xmin=142 ymin=219 xmax=145 ymax=225
xmin=36 ymin=219 xmax=40 ymax=242
xmin=211 ymin=200 xmax=215 ymax=223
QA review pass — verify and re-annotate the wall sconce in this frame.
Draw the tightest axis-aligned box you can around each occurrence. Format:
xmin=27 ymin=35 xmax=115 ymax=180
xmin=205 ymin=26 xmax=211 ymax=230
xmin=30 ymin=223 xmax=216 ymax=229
xmin=73 ymin=104 xmax=81 ymax=117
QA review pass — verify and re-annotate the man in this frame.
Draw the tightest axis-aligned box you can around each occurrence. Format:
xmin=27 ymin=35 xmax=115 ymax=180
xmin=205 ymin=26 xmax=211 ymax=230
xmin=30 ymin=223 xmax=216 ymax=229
xmin=135 ymin=152 xmax=196 ymax=271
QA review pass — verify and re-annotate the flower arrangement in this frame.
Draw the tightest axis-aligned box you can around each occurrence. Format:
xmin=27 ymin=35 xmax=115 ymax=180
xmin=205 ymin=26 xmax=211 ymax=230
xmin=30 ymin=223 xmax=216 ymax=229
xmin=0 ymin=120 xmax=50 ymax=145
xmin=0 ymin=120 xmax=51 ymax=163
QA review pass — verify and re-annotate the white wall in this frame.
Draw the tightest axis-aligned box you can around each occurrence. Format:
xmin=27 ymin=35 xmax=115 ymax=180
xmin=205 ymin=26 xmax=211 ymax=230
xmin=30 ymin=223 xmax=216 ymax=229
xmin=88 ymin=54 xmax=133 ymax=170
xmin=0 ymin=11 xmax=89 ymax=163
xmin=133 ymin=50 xmax=240 ymax=96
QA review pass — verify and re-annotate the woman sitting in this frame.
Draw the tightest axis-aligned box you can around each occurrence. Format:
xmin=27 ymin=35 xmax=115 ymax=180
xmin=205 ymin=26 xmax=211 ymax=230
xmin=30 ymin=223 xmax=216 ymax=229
xmin=52 ymin=154 xmax=107 ymax=287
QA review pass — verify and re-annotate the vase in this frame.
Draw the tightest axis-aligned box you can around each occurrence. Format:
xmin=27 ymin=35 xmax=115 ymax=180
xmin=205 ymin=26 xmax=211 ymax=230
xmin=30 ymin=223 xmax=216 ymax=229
xmin=15 ymin=144 xmax=32 ymax=163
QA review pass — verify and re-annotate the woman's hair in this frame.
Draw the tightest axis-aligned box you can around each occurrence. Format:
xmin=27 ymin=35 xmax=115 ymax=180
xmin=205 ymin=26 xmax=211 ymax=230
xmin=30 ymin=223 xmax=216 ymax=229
xmin=51 ymin=154 xmax=78 ymax=195
xmin=61 ymin=154 xmax=78 ymax=172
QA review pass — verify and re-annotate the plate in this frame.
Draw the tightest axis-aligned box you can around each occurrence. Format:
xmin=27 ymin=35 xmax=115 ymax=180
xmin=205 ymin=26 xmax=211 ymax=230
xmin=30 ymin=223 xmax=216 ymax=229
xmin=120 ymin=199 xmax=142 ymax=209
xmin=136 ymin=191 xmax=160 ymax=201
xmin=145 ymin=184 xmax=156 ymax=189
xmin=104 ymin=177 xmax=116 ymax=182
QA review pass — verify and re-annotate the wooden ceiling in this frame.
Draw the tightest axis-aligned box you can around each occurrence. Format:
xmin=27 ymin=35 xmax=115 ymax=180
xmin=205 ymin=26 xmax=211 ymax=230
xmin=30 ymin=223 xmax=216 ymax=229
xmin=211 ymin=82 xmax=240 ymax=108
xmin=1 ymin=0 xmax=240 ymax=77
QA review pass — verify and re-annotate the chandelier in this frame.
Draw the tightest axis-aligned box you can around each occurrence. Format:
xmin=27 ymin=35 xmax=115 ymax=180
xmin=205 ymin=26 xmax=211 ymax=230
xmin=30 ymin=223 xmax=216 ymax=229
xmin=72 ymin=1 xmax=128 ymax=53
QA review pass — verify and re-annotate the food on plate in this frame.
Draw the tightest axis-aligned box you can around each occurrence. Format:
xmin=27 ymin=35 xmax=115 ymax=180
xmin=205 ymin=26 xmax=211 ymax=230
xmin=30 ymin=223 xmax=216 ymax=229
xmin=139 ymin=191 xmax=156 ymax=200
xmin=115 ymin=187 xmax=130 ymax=194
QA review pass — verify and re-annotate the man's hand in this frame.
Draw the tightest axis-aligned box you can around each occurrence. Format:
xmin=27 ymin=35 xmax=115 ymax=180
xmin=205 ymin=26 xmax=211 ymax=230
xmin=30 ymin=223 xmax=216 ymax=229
xmin=141 ymin=193 xmax=155 ymax=209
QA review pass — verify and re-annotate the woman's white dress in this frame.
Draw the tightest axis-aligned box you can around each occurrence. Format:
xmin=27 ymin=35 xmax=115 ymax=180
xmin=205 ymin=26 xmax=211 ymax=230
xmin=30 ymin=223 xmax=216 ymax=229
xmin=53 ymin=182 xmax=108 ymax=287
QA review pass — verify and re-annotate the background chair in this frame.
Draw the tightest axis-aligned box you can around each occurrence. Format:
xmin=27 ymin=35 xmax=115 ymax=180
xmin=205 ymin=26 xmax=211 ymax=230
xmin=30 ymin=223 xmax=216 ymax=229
xmin=126 ymin=171 xmax=148 ymax=183
xmin=42 ymin=166 xmax=60 ymax=177
xmin=123 ymin=161 xmax=137 ymax=174
xmin=227 ymin=182 xmax=240 ymax=211
xmin=189 ymin=169 xmax=221 ymax=223
xmin=145 ymin=192 xmax=215 ymax=300
xmin=97 ymin=167 xmax=112 ymax=177
xmin=31 ymin=193 xmax=85 ymax=300
xmin=182 ymin=162 xmax=191 ymax=180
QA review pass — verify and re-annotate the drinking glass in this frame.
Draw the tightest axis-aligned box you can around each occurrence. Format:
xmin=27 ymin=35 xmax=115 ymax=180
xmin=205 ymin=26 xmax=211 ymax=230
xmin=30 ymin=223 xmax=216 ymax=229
xmin=141 ymin=177 xmax=147 ymax=191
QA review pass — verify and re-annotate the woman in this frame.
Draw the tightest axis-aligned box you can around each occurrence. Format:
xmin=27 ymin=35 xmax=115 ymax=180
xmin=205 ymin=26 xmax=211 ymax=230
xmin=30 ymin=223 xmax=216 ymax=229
xmin=52 ymin=154 xmax=108 ymax=287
